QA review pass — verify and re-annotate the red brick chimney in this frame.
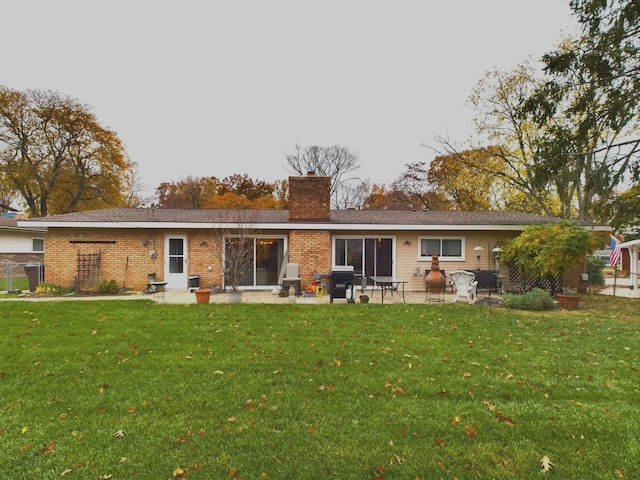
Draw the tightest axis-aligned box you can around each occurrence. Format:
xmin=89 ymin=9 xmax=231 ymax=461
xmin=288 ymin=173 xmax=331 ymax=222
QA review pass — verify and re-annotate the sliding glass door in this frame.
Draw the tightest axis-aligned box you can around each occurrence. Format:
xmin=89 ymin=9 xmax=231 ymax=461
xmin=333 ymin=236 xmax=394 ymax=283
xmin=224 ymin=237 xmax=285 ymax=288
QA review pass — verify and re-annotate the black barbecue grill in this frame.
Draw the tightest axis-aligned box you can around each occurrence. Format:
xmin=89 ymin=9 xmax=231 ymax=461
xmin=330 ymin=265 xmax=355 ymax=303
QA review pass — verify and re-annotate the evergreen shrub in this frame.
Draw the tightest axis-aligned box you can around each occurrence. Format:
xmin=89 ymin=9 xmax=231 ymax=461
xmin=503 ymin=287 xmax=555 ymax=311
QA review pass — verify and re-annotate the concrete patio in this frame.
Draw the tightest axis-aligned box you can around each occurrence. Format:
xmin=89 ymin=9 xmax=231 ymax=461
xmin=3 ymin=276 xmax=637 ymax=303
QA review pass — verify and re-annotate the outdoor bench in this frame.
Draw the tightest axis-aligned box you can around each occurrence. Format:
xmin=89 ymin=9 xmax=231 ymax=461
xmin=473 ymin=270 xmax=502 ymax=296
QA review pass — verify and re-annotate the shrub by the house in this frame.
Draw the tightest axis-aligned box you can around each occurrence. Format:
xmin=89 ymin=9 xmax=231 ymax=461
xmin=503 ymin=287 xmax=555 ymax=311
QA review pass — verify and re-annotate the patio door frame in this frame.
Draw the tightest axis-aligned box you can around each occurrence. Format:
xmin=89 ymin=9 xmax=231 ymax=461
xmin=332 ymin=235 xmax=395 ymax=286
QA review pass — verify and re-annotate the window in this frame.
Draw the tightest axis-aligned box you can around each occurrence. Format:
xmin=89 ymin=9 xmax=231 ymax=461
xmin=419 ymin=237 xmax=464 ymax=261
xmin=32 ymin=238 xmax=44 ymax=252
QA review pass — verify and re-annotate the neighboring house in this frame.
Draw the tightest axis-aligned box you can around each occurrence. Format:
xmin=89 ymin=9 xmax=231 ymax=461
xmin=0 ymin=213 xmax=46 ymax=266
xmin=18 ymin=174 xmax=610 ymax=293
xmin=619 ymin=239 xmax=640 ymax=291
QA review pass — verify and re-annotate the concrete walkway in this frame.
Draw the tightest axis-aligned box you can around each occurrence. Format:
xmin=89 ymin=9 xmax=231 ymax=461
xmin=598 ymin=276 xmax=640 ymax=299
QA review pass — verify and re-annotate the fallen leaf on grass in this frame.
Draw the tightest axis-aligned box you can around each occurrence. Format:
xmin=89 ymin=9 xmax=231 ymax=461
xmin=113 ymin=430 xmax=124 ymax=438
xmin=61 ymin=469 xmax=73 ymax=476
xmin=39 ymin=440 xmax=55 ymax=454
xmin=540 ymin=455 xmax=554 ymax=473
xmin=495 ymin=412 xmax=516 ymax=426
xmin=318 ymin=383 xmax=335 ymax=392
xmin=465 ymin=425 xmax=477 ymax=438
xmin=176 ymin=429 xmax=193 ymax=443
xmin=98 ymin=384 xmax=110 ymax=394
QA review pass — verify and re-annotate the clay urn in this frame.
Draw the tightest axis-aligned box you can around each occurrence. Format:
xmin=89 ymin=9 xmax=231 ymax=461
xmin=425 ymin=254 xmax=446 ymax=293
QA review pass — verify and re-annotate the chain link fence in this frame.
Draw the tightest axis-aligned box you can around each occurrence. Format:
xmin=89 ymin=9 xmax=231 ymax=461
xmin=1 ymin=261 xmax=44 ymax=292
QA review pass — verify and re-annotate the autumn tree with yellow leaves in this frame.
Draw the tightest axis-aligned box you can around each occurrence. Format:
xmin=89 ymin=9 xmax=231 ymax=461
xmin=0 ymin=86 xmax=140 ymax=217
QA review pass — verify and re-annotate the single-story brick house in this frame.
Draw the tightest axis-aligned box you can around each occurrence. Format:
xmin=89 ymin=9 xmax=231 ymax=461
xmin=18 ymin=174 xmax=610 ymax=293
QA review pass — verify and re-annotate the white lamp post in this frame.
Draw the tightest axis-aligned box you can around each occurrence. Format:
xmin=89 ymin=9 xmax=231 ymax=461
xmin=492 ymin=246 xmax=503 ymax=272
xmin=473 ymin=245 xmax=484 ymax=270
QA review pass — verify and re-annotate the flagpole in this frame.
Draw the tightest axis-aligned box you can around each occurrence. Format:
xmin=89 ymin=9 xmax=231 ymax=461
xmin=610 ymin=235 xmax=621 ymax=297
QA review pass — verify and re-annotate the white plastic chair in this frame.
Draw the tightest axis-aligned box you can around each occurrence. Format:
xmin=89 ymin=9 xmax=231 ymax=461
xmin=449 ymin=270 xmax=478 ymax=304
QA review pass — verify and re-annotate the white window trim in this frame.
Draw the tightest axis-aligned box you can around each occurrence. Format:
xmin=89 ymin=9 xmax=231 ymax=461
xmin=418 ymin=236 xmax=465 ymax=261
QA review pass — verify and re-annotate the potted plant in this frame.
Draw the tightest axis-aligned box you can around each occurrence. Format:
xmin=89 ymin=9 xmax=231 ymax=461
xmin=218 ymin=214 xmax=256 ymax=303
xmin=557 ymin=287 xmax=580 ymax=310
xmin=194 ymin=288 xmax=212 ymax=304
xmin=502 ymin=221 xmax=599 ymax=309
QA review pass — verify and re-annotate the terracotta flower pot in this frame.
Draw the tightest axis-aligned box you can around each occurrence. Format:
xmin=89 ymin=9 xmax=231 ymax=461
xmin=557 ymin=293 xmax=580 ymax=311
xmin=194 ymin=288 xmax=212 ymax=304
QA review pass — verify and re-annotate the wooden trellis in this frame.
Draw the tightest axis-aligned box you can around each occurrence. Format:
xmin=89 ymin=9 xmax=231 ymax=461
xmin=508 ymin=263 xmax=562 ymax=294
xmin=76 ymin=250 xmax=102 ymax=291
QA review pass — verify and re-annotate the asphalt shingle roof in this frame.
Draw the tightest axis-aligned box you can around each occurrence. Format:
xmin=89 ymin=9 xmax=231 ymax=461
xmin=20 ymin=207 xmax=606 ymax=228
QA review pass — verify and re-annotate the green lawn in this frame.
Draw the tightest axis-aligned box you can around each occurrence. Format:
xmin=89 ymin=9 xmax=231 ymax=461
xmin=1 ymin=295 xmax=638 ymax=479
xmin=0 ymin=276 xmax=28 ymax=292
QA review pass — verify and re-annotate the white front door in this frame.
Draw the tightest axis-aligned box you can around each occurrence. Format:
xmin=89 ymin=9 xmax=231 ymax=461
xmin=164 ymin=235 xmax=188 ymax=289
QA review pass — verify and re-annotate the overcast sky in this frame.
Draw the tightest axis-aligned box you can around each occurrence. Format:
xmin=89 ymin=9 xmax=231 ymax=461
xmin=3 ymin=1 xmax=578 ymax=199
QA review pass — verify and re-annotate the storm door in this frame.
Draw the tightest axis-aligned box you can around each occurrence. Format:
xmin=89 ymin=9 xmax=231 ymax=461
xmin=164 ymin=235 xmax=188 ymax=289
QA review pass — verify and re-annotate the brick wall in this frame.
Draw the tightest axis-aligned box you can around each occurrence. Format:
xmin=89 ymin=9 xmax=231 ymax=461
xmin=44 ymin=229 xmax=226 ymax=291
xmin=185 ymin=230 xmax=224 ymax=289
xmin=563 ymin=259 xmax=589 ymax=293
xmin=288 ymin=230 xmax=331 ymax=289
xmin=288 ymin=174 xmax=331 ymax=222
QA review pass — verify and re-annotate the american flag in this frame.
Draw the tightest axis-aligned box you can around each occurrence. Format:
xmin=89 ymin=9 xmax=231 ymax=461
xmin=609 ymin=235 xmax=622 ymax=267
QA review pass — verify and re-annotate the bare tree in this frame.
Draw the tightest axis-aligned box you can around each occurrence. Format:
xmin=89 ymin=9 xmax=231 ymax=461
xmin=285 ymin=144 xmax=361 ymax=208
xmin=391 ymin=162 xmax=448 ymax=211
xmin=214 ymin=211 xmax=258 ymax=292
